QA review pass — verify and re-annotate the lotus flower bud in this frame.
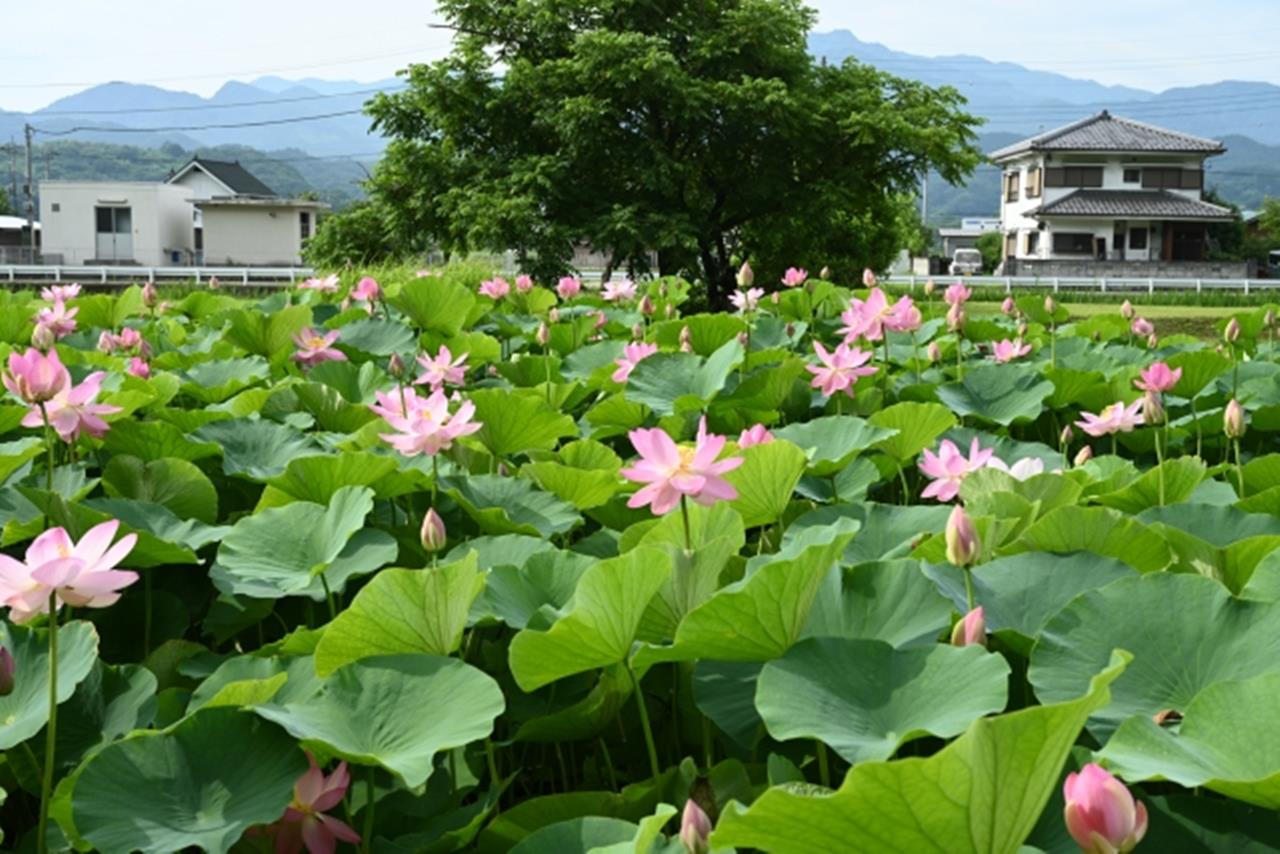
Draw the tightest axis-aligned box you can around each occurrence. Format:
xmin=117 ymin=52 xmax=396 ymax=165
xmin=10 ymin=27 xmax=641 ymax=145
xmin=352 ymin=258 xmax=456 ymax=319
xmin=1063 ymin=764 xmax=1148 ymax=854
xmin=927 ymin=341 xmax=941 ymax=363
xmin=208 ymin=275 xmax=220 ymax=290
xmin=420 ymin=508 xmax=447 ymax=553
xmin=1147 ymin=333 xmax=1158 ymax=349
xmin=593 ymin=310 xmax=607 ymax=330
xmin=141 ymin=281 xmax=158 ymax=308
xmin=1001 ymin=296 xmax=1015 ymax=315
xmin=946 ymin=304 xmax=965 ymax=333
xmin=639 ymin=295 xmax=656 ymax=317
xmin=31 ymin=323 xmax=55 ymax=351
xmin=1120 ymin=299 xmax=1134 ymax=320
xmin=862 ymin=268 xmax=876 ymax=287
xmin=515 ymin=274 xmax=534 ymax=294
xmin=785 ymin=322 xmax=796 ymax=338
xmin=497 ymin=461 xmax=510 ymax=477
xmin=679 ymin=800 xmax=712 ymax=854
xmin=548 ymin=307 xmax=560 ymax=324
xmin=1225 ymin=317 xmax=1241 ymax=344
xmin=1225 ymin=398 xmax=1246 ymax=439
xmin=1017 ymin=321 xmax=1029 ymax=338
xmin=1060 ymin=425 xmax=1073 ymax=445
xmin=923 ymin=279 xmax=936 ymax=296
xmin=820 ymin=266 xmax=832 ymax=281
xmin=632 ymin=323 xmax=645 ymax=341
xmin=945 ymin=505 xmax=979 ymax=568
xmin=0 ymin=646 xmax=13 ymax=696
xmin=1092 ymin=331 xmax=1101 ymax=342
xmin=1044 ymin=295 xmax=1056 ymax=315
xmin=660 ymin=283 xmax=669 ymax=298
xmin=1142 ymin=391 xmax=1165 ymax=426
xmin=770 ymin=292 xmax=781 ymax=305
xmin=98 ymin=331 xmax=116 ymax=353
xmin=679 ymin=325 xmax=693 ymax=352
xmin=1074 ymin=445 xmax=1093 ymax=466
xmin=737 ymin=331 xmax=749 ymax=348
xmin=1131 ymin=317 xmax=1154 ymax=337
xmin=388 ymin=352 xmax=406 ymax=378
xmin=536 ymin=322 xmax=551 ymax=347
xmin=665 ymin=303 xmax=675 ymax=319
xmin=736 ymin=262 xmax=754 ymax=288
xmin=1266 ymin=309 xmax=1276 ymax=328
xmin=950 ymin=606 xmax=986 ymax=647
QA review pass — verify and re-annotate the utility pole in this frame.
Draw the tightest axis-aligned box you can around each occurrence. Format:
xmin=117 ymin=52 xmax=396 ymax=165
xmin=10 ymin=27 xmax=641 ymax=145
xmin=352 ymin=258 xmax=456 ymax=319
xmin=24 ymin=124 xmax=35 ymax=261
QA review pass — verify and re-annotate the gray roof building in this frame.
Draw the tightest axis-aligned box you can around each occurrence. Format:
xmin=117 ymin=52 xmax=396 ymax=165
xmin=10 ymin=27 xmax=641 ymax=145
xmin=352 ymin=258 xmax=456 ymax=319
xmin=990 ymin=111 xmax=1226 ymax=162
xmin=1032 ymin=189 xmax=1234 ymax=221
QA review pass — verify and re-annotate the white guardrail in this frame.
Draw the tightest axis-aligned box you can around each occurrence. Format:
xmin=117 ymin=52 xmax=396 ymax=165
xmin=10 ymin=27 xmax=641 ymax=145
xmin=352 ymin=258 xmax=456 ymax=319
xmin=0 ymin=265 xmax=313 ymax=286
xmin=882 ymin=273 xmax=1280 ymax=295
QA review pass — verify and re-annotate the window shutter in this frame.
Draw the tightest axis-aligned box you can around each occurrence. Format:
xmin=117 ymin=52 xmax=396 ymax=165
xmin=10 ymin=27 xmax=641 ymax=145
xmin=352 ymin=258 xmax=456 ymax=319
xmin=1045 ymin=168 xmax=1065 ymax=187
xmin=1182 ymin=170 xmax=1203 ymax=190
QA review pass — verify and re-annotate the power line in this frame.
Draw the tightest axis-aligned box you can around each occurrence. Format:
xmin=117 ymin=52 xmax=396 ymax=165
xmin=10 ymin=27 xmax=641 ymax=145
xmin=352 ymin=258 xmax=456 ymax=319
xmin=30 ymin=109 xmax=367 ymax=137
xmin=36 ymin=86 xmax=406 ymax=116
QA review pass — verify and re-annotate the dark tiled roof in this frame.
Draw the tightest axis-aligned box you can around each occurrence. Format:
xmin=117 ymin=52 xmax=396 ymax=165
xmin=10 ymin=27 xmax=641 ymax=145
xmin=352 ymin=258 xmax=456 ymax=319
xmin=990 ymin=112 xmax=1225 ymax=160
xmin=173 ymin=157 xmax=277 ymax=197
xmin=1032 ymin=189 xmax=1234 ymax=220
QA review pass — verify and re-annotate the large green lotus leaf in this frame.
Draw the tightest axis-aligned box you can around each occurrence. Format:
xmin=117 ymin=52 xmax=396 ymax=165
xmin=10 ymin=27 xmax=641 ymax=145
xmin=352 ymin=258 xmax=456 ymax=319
xmin=1136 ymin=794 xmax=1280 ymax=853
xmin=711 ymin=358 xmax=806 ymax=423
xmin=623 ymin=339 xmax=743 ymax=415
xmin=1010 ymin=505 xmax=1172 ymax=573
xmin=1140 ymin=504 xmax=1280 ymax=593
xmin=444 ymin=475 xmax=581 ymax=537
xmin=211 ymin=486 xmax=397 ymax=600
xmin=1044 ymin=366 xmax=1110 ymax=411
xmin=255 ymin=654 xmax=503 ymax=788
xmin=712 ymin=653 xmax=1128 ymax=854
xmin=286 ymin=381 xmax=379 ymax=434
xmin=523 ymin=460 xmax=621 ymax=510
xmin=1242 ymin=454 xmax=1280 ymax=498
xmin=391 ymin=276 xmax=477 ymax=337
xmin=1093 ymin=457 xmax=1206 ymax=513
xmin=723 ymin=439 xmax=807 ymax=528
xmin=469 ymin=389 xmax=578 ymax=458
xmin=314 ymin=553 xmax=486 ymax=676
xmin=867 ymin=402 xmax=957 ymax=462
xmin=772 ymin=416 xmax=897 ymax=476
xmin=83 ymin=498 xmax=228 ymax=553
xmin=693 ymin=660 xmax=765 ymax=751
xmin=1141 ymin=502 xmax=1280 ymax=548
xmin=584 ymin=392 xmax=648 ymax=439
xmin=1101 ymin=671 xmax=1280 ymax=808
xmin=508 ymin=548 xmax=672 ymax=692
xmin=193 ymin=418 xmax=321 ymax=480
xmin=0 ymin=621 xmax=98 ymax=749
xmin=70 ymin=707 xmax=305 ymax=854
xmin=1167 ymin=349 xmax=1232 ymax=399
xmin=787 ymin=502 xmax=951 ymax=564
xmin=223 ymin=303 xmax=311 ymax=364
xmin=257 ymin=451 xmax=399 ymax=509
xmin=474 ymin=549 xmax=595 ymax=629
xmin=101 ymin=419 xmax=221 ymax=463
xmin=21 ymin=491 xmax=199 ymax=568
xmin=186 ymin=655 xmax=319 ymax=714
xmin=513 ymin=664 xmax=634 ymax=743
xmin=333 ymin=317 xmax=417 ymax=358
xmin=936 ymin=364 xmax=1054 ymax=425
xmin=55 ymin=661 xmax=157 ymax=769
xmin=510 ymin=805 xmax=677 ymax=854
xmin=802 ymin=560 xmax=954 ymax=648
xmin=1030 ymin=573 xmax=1280 ymax=739
xmin=180 ymin=356 xmax=270 ymax=404
xmin=632 ymin=530 xmax=854 ymax=672
xmin=304 ymin=358 xmax=385 ymax=405
xmin=101 ymin=455 xmax=218 ymax=524
xmin=652 ymin=313 xmax=747 ymax=354
xmin=0 ymin=438 xmax=42 ymax=484
xmin=756 ymin=638 xmax=1010 ymax=764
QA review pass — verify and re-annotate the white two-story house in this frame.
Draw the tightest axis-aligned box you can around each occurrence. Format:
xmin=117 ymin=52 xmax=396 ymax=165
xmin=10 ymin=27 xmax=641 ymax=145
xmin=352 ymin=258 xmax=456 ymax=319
xmin=991 ymin=111 xmax=1240 ymax=277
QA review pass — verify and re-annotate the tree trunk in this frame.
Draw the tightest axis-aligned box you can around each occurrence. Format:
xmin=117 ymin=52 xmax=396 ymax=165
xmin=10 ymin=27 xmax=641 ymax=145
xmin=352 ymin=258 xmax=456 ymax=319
xmin=697 ymin=243 xmax=733 ymax=311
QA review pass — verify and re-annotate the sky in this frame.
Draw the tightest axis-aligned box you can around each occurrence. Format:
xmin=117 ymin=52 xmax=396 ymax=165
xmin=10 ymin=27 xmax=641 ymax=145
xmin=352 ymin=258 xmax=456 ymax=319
xmin=3 ymin=0 xmax=1279 ymax=112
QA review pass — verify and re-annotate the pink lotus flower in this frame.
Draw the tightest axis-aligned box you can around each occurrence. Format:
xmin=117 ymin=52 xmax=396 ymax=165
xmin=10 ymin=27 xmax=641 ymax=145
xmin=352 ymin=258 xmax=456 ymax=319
xmin=556 ymin=276 xmax=582 ymax=300
xmin=1134 ymin=362 xmax=1181 ymax=393
xmin=41 ymin=284 xmax=81 ymax=303
xmin=515 ymin=274 xmax=535 ymax=294
xmin=730 ymin=288 xmax=764 ymax=314
xmin=919 ymin=438 xmax=995 ymax=502
xmin=351 ymin=276 xmax=382 ymax=303
xmin=478 ymin=277 xmax=510 ymax=300
xmin=680 ymin=799 xmax=713 ymax=854
xmin=986 ymin=456 xmax=1045 ymax=480
xmin=373 ymin=386 xmax=481 ymax=456
xmin=1225 ymin=398 xmax=1246 ymax=439
xmin=944 ymin=283 xmax=972 ymax=306
xmin=299 ymin=274 xmax=340 ymax=293
xmin=1063 ymin=764 xmax=1148 ymax=854
xmin=950 ymin=606 xmax=985 ymax=646
xmin=806 ymin=341 xmax=877 ymax=399
xmin=601 ymin=279 xmax=638 ymax=302
xmin=291 ymin=328 xmax=347 ymax=369
xmin=738 ymin=423 xmax=774 ymax=448
xmin=22 ymin=371 xmax=121 ymax=442
xmin=1076 ymin=400 xmax=1144 ymax=437
xmin=141 ymin=282 xmax=159 ymax=308
xmin=414 ymin=346 xmax=468 ymax=390
xmin=612 ymin=342 xmax=659 ymax=383
xmin=1130 ymin=317 xmax=1154 ymax=337
xmin=989 ymin=339 xmax=1031 ymax=363
xmin=126 ymin=357 xmax=151 ymax=379
xmin=945 ymin=505 xmax=980 ymax=567
xmin=34 ymin=300 xmax=78 ymax=339
xmin=781 ymin=267 xmax=808 ymax=288
xmin=3 ymin=347 xmax=69 ymax=403
xmin=270 ymin=754 xmax=360 ymax=854
xmin=621 ymin=417 xmax=743 ymax=515
xmin=420 ymin=508 xmax=447 ymax=553
xmin=0 ymin=521 xmax=138 ymax=623
xmin=840 ymin=288 xmax=920 ymax=342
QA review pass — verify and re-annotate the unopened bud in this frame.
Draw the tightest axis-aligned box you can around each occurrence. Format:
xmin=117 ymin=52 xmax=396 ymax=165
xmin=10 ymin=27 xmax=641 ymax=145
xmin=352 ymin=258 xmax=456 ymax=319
xmin=862 ymin=268 xmax=876 ymax=287
xmin=1147 ymin=333 xmax=1159 ymax=349
xmin=388 ymin=352 xmax=406 ymax=378
xmin=1074 ymin=445 xmax=1093 ymax=467
xmin=1044 ymin=295 xmax=1056 ymax=315
xmin=142 ymin=281 xmax=159 ymax=308
xmin=632 ymin=323 xmax=645 ymax=341
xmin=679 ymin=800 xmax=712 ymax=854
xmin=1225 ymin=317 xmax=1241 ymax=344
xmin=548 ymin=307 xmax=560 ymax=324
xmin=536 ymin=322 xmax=551 ymax=347
xmin=1001 ymin=296 xmax=1015 ymax=316
xmin=659 ymin=283 xmax=669 ymax=298
xmin=945 ymin=505 xmax=979 ymax=567
xmin=1060 ymin=424 xmax=1073 ymax=445
xmin=1017 ymin=321 xmax=1028 ymax=338
xmin=950 ymin=607 xmax=986 ymax=647
xmin=819 ymin=266 xmax=831 ymax=281
xmin=770 ymin=292 xmax=781 ymax=305
xmin=1120 ymin=299 xmax=1134 ymax=320
xmin=927 ymin=341 xmax=942 ymax=363
xmin=923 ymin=279 xmax=936 ymax=296
xmin=665 ymin=303 xmax=675 ymax=319
xmin=32 ymin=324 xmax=55 ymax=351
xmin=679 ymin=325 xmax=692 ymax=350
xmin=736 ymin=262 xmax=754 ymax=288
xmin=420 ymin=508 xmax=447 ymax=553
xmin=639 ymin=295 xmax=655 ymax=317
xmin=1224 ymin=398 xmax=1246 ymax=439
xmin=946 ymin=304 xmax=965 ymax=333
xmin=737 ymin=331 xmax=749 ymax=348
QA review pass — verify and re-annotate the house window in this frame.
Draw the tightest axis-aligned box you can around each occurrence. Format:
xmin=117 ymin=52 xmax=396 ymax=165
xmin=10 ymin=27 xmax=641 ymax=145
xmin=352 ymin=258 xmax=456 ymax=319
xmin=1004 ymin=232 xmax=1017 ymax=257
xmin=1044 ymin=167 xmax=1104 ymax=188
xmin=1025 ymin=231 xmax=1040 ymax=255
xmin=51 ymin=203 xmax=60 ymax=213
xmin=1026 ymin=168 xmax=1042 ymax=198
xmin=1004 ymin=172 xmax=1021 ymax=202
xmin=1142 ymin=168 xmax=1202 ymax=190
xmin=1129 ymin=228 xmax=1148 ymax=250
xmin=300 ymin=211 xmax=312 ymax=240
xmin=1123 ymin=169 xmax=1141 ymax=183
xmin=1052 ymin=232 xmax=1094 ymax=254
xmin=95 ymin=206 xmax=131 ymax=235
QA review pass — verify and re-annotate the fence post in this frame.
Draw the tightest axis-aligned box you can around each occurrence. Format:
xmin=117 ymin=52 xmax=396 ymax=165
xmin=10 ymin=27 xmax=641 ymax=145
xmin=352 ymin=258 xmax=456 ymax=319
xmin=242 ymin=269 xmax=249 ymax=285
xmin=1148 ymin=278 xmax=1154 ymax=295
xmin=54 ymin=267 xmax=60 ymax=282
xmin=147 ymin=268 xmax=155 ymax=283
xmin=1100 ymin=278 xmax=1107 ymax=293
xmin=1196 ymin=279 xmax=1202 ymax=294
xmin=1244 ymin=279 xmax=1251 ymax=295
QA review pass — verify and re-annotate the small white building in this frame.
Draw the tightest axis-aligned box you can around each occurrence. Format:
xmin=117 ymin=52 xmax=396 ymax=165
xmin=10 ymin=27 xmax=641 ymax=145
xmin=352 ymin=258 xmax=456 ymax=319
xmin=991 ymin=112 xmax=1239 ymax=277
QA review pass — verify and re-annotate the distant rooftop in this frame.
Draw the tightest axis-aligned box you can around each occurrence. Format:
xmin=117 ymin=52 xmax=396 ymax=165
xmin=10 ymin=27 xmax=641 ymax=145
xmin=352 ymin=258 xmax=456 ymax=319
xmin=1032 ymin=189 xmax=1234 ymax=221
xmin=167 ymin=156 xmax=277 ymax=198
xmin=990 ymin=111 xmax=1226 ymax=161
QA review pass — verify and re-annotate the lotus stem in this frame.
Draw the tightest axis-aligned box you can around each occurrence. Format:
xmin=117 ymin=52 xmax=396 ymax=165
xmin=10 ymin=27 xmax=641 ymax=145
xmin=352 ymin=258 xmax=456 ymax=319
xmin=362 ymin=766 xmax=375 ymax=854
xmin=816 ymin=740 xmax=831 ymax=788
xmin=963 ymin=568 xmax=974 ymax=612
xmin=680 ymin=496 xmax=694 ymax=554
xmin=626 ymin=662 xmax=661 ymax=782
xmin=37 ymin=594 xmax=58 ymax=854
xmin=1153 ymin=428 xmax=1165 ymax=507
xmin=1235 ymin=439 xmax=1245 ymax=497
xmin=320 ymin=574 xmax=338 ymax=622
xmin=40 ymin=403 xmax=54 ymax=494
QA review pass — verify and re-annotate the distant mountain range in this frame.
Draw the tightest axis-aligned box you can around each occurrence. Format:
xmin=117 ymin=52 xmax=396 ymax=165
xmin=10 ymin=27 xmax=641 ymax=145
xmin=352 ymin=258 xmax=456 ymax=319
xmin=1 ymin=31 xmax=1277 ymax=215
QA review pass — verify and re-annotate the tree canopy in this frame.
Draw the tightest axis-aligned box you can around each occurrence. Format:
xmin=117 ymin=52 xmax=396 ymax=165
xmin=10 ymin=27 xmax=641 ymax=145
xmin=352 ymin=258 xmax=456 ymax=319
xmin=366 ymin=0 xmax=982 ymax=304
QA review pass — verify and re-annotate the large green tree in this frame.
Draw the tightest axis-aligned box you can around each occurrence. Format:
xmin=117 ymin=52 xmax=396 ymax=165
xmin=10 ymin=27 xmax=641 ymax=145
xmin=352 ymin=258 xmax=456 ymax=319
xmin=367 ymin=0 xmax=981 ymax=304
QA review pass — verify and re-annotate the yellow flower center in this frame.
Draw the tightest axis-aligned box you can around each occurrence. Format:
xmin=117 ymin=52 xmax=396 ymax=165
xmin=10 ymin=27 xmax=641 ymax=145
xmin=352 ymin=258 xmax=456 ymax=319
xmin=307 ymin=336 xmax=327 ymax=349
xmin=675 ymin=445 xmax=698 ymax=472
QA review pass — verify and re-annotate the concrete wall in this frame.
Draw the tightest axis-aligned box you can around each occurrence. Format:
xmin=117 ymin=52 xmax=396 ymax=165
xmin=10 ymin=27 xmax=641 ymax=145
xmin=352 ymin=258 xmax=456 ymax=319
xmin=200 ymin=204 xmax=307 ymax=265
xmin=169 ymin=169 xmax=230 ymax=201
xmin=1006 ymin=258 xmax=1248 ymax=279
xmin=39 ymin=182 xmax=194 ymax=266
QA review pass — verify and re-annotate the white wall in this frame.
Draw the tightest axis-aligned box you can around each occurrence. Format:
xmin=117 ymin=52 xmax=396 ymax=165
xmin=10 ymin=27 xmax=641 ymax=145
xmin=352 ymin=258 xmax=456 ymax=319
xmin=39 ymin=182 xmax=194 ymax=266
xmin=169 ymin=168 xmax=231 ymax=201
xmin=200 ymin=204 xmax=311 ymax=265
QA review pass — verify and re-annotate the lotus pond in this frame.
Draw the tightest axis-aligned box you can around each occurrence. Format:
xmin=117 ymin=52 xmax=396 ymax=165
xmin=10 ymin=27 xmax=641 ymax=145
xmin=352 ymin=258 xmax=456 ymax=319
xmin=2 ymin=270 xmax=1280 ymax=853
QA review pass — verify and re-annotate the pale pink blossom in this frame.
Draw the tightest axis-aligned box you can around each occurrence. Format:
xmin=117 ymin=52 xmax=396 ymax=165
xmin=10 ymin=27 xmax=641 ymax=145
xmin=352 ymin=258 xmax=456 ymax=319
xmin=21 ymin=371 xmax=121 ymax=442
xmin=781 ymin=267 xmax=808 ymax=288
xmin=414 ymin=346 xmax=468 ymax=390
xmin=612 ymin=342 xmax=659 ymax=383
xmin=989 ymin=339 xmax=1031 ymax=363
xmin=1076 ymin=400 xmax=1144 ymax=437
xmin=840 ymin=288 xmax=920 ymax=342
xmin=3 ymin=347 xmax=69 ymax=403
xmin=621 ymin=417 xmax=744 ymax=515
xmin=601 ymin=279 xmax=638 ymax=302
xmin=478 ymin=277 xmax=510 ymax=300
xmin=986 ymin=456 xmax=1045 ymax=480
xmin=738 ymin=424 xmax=774 ymax=448
xmin=291 ymin=328 xmax=346 ymax=369
xmin=269 ymin=753 xmax=361 ymax=854
xmin=515 ymin=274 xmax=535 ymax=294
xmin=40 ymin=284 xmax=81 ymax=303
xmin=1063 ymin=764 xmax=1148 ymax=854
xmin=1001 ymin=296 xmax=1016 ymax=315
xmin=351 ymin=276 xmax=382 ymax=303
xmin=373 ymin=386 xmax=481 ymax=456
xmin=34 ymin=300 xmax=78 ymax=339
xmin=1134 ymin=362 xmax=1181 ymax=393
xmin=0 ymin=521 xmax=138 ymax=622
xmin=944 ymin=283 xmax=972 ymax=306
xmin=299 ymin=274 xmax=340 ymax=293
xmin=126 ymin=358 xmax=151 ymax=379
xmin=556 ymin=276 xmax=582 ymax=300
xmin=1131 ymin=317 xmax=1154 ymax=337
xmin=729 ymin=288 xmax=764 ymax=314
xmin=919 ymin=438 xmax=995 ymax=502
xmin=806 ymin=341 xmax=877 ymax=399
